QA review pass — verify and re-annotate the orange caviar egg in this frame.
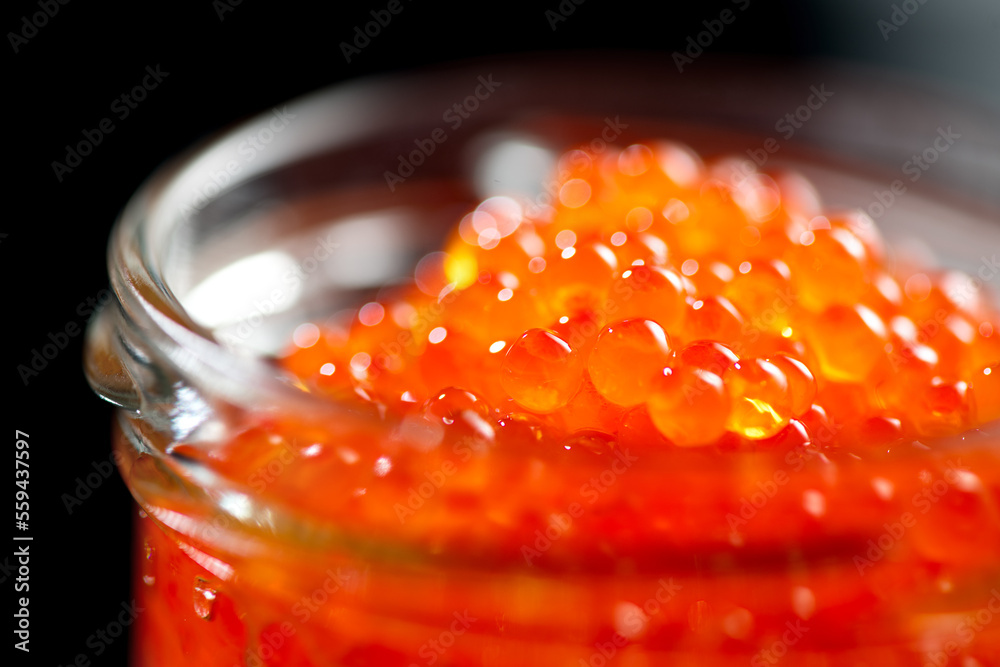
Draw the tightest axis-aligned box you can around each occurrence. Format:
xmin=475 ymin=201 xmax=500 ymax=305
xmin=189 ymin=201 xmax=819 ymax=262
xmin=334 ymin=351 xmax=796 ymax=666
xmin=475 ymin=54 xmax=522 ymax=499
xmin=678 ymin=340 xmax=740 ymax=376
xmin=500 ymin=328 xmax=584 ymax=413
xmin=768 ymin=354 xmax=816 ymax=416
xmin=972 ymin=364 xmax=1000 ymax=423
xmin=554 ymin=376 xmax=628 ymax=434
xmin=609 ymin=265 xmax=687 ymax=329
xmin=540 ymin=241 xmax=619 ymax=316
xmin=687 ymin=260 xmax=736 ymax=295
xmin=648 ymin=367 xmax=731 ymax=446
xmin=865 ymin=271 xmax=904 ymax=318
xmin=422 ymin=386 xmax=491 ymax=425
xmin=683 ymin=295 xmax=745 ymax=349
xmin=444 ymin=223 xmax=546 ymax=290
xmin=725 ymin=358 xmax=791 ymax=439
xmin=962 ymin=324 xmax=1000 ymax=381
xmin=875 ymin=338 xmax=939 ymax=412
xmin=805 ymin=304 xmax=888 ymax=382
xmin=723 ymin=259 xmax=795 ymax=338
xmin=609 ymin=231 xmax=669 ymax=267
xmin=547 ymin=309 xmax=607 ymax=359
xmin=785 ymin=225 xmax=871 ymax=310
xmin=421 ymin=387 xmax=496 ymax=448
xmin=671 ymin=181 xmax=746 ymax=257
xmin=910 ymin=379 xmax=972 ymax=437
xmin=588 ymin=319 xmax=672 ymax=406
xmin=857 ymin=415 xmax=905 ymax=446
xmin=418 ymin=329 xmax=510 ymax=406
xmin=445 ymin=278 xmax=550 ymax=345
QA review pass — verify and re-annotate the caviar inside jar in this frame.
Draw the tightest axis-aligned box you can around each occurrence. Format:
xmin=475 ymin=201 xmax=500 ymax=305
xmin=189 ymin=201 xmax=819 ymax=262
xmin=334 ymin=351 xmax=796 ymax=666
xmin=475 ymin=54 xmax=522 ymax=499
xmin=136 ymin=141 xmax=1000 ymax=666
xmin=282 ymin=141 xmax=997 ymax=450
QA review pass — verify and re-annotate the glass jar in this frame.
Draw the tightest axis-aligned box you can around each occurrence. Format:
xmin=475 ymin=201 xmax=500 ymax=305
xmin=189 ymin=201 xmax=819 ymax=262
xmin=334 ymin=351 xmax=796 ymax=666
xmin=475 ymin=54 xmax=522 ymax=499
xmin=84 ymin=55 xmax=1000 ymax=666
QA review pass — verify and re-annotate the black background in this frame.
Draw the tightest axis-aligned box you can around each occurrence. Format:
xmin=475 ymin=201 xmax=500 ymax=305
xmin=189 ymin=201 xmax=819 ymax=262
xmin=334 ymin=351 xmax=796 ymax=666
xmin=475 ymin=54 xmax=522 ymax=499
xmin=7 ymin=1 xmax=998 ymax=665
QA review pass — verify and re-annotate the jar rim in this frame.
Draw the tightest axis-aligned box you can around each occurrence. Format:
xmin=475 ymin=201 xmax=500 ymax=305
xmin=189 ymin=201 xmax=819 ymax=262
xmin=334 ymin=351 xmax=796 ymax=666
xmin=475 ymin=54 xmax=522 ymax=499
xmin=86 ymin=53 xmax=1000 ymax=563
xmin=92 ymin=53 xmax=1000 ymax=416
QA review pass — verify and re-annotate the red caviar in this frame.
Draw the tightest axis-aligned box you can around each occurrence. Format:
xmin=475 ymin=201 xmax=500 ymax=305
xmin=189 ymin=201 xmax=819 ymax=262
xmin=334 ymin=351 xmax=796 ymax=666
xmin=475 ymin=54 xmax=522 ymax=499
xmin=135 ymin=141 xmax=1000 ymax=666
xmin=277 ymin=143 xmax=995 ymax=444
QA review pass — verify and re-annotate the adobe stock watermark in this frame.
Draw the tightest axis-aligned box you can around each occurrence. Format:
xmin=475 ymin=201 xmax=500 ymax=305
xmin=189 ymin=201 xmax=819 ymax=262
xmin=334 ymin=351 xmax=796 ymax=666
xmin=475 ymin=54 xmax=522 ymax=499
xmin=179 ymin=106 xmax=296 ymax=220
xmin=384 ymin=75 xmax=503 ymax=192
xmin=374 ymin=288 xmax=461 ymax=367
xmin=49 ymin=599 xmax=144 ymax=664
xmin=883 ymin=253 xmax=999 ymax=359
xmin=408 ymin=611 xmax=477 ymax=666
xmin=940 ymin=253 xmax=1000 ymax=312
xmin=735 ymin=286 xmax=798 ymax=354
xmin=862 ymin=126 xmax=961 ymax=223
xmin=0 ymin=556 xmax=16 ymax=585
xmin=878 ymin=0 xmax=932 ymax=41
xmin=521 ymin=115 xmax=629 ymax=219
xmin=17 ymin=288 xmax=114 ymax=386
xmin=7 ymin=0 xmax=71 ymax=53
xmin=521 ymin=447 xmax=638 ymax=565
xmin=725 ymin=423 xmax=842 ymax=542
xmin=580 ymin=578 xmax=683 ymax=667
xmin=60 ymin=449 xmax=125 ymax=514
xmin=245 ymin=435 xmax=326 ymax=493
xmin=672 ymin=0 xmax=752 ymax=72
xmin=236 ymin=566 xmax=361 ymax=667
xmin=853 ymin=459 xmax=973 ymax=575
xmin=750 ymin=620 xmax=810 ymax=666
xmin=544 ymin=0 xmax=586 ymax=31
xmin=555 ymin=264 xmax=653 ymax=349
xmin=393 ymin=437 xmax=478 ymax=523
xmin=50 ymin=65 xmax=170 ymax=182
xmin=923 ymin=588 xmax=1000 ymax=667
xmin=215 ymin=229 xmax=337 ymax=347
xmin=733 ymin=84 xmax=834 ymax=182
xmin=339 ymin=0 xmax=413 ymax=63
xmin=213 ymin=0 xmax=244 ymax=21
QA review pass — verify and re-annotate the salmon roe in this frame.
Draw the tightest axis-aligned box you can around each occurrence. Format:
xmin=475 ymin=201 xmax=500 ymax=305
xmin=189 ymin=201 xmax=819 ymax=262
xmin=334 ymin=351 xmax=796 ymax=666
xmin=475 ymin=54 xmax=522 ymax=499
xmin=281 ymin=142 xmax=1000 ymax=448
xmin=137 ymin=141 xmax=1000 ymax=667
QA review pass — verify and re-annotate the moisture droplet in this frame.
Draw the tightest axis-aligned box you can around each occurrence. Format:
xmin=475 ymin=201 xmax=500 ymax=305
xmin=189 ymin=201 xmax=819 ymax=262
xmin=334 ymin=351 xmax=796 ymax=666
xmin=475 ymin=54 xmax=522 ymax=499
xmin=142 ymin=540 xmax=155 ymax=586
xmin=559 ymin=429 xmax=616 ymax=456
xmin=193 ymin=577 xmax=217 ymax=620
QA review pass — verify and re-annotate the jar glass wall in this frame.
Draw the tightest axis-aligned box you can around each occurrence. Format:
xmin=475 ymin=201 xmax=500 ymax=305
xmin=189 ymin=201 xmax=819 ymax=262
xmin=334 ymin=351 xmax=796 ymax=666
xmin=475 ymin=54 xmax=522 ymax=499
xmin=84 ymin=55 xmax=1000 ymax=666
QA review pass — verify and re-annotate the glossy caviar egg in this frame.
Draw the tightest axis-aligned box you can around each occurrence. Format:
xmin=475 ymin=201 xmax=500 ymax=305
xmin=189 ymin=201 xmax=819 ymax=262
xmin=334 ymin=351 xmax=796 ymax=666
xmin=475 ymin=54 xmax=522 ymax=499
xmin=723 ymin=259 xmax=795 ymax=339
xmin=422 ymin=386 xmax=491 ymax=425
xmin=682 ymin=295 xmax=745 ymax=349
xmin=972 ymin=364 xmax=1000 ymax=423
xmin=677 ymin=340 xmax=740 ymax=376
xmin=588 ymin=319 xmax=673 ymax=406
xmin=500 ymin=328 xmax=584 ymax=413
xmin=647 ymin=367 xmax=731 ymax=447
xmin=609 ymin=265 xmax=687 ymax=330
xmin=805 ymin=304 xmax=888 ymax=382
xmin=909 ymin=379 xmax=972 ymax=437
xmin=962 ymin=324 xmax=1000 ymax=382
xmin=540 ymin=241 xmax=619 ymax=316
xmin=724 ymin=358 xmax=792 ymax=439
xmin=785 ymin=225 xmax=872 ymax=310
xmin=768 ymin=354 xmax=816 ymax=417
xmin=609 ymin=230 xmax=669 ymax=268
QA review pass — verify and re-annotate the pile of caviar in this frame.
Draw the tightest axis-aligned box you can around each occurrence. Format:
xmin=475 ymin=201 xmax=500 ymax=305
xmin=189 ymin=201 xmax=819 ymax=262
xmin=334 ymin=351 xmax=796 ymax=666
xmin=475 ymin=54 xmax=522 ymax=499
xmin=280 ymin=141 xmax=1000 ymax=451
xmin=156 ymin=141 xmax=1000 ymax=667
